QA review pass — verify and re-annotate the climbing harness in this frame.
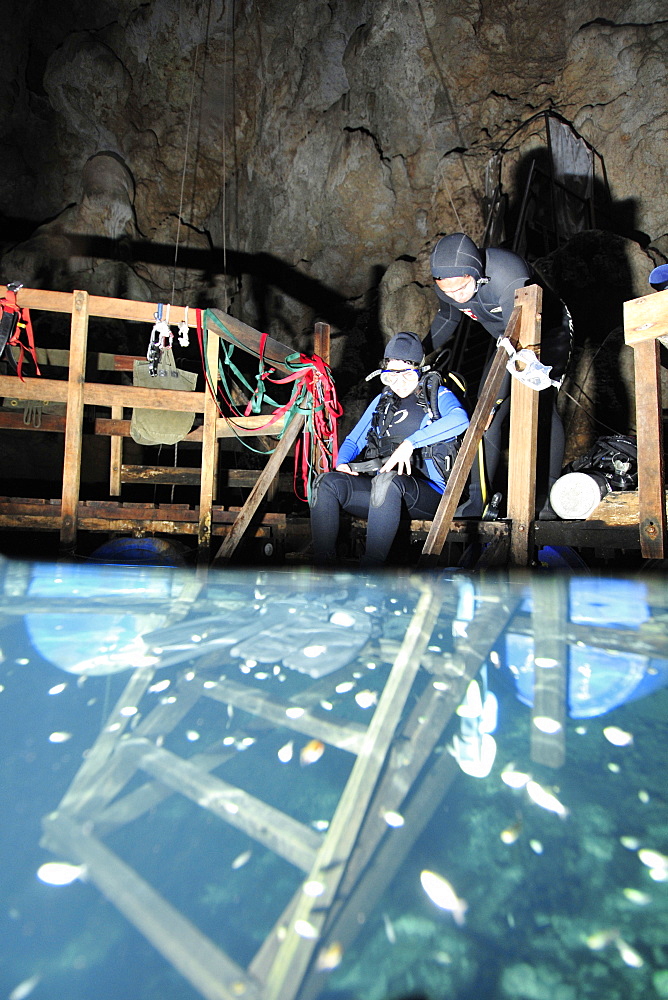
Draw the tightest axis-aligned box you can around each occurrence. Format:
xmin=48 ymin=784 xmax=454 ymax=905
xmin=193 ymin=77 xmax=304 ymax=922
xmin=0 ymin=282 xmax=41 ymax=381
xmin=147 ymin=303 xmax=174 ymax=377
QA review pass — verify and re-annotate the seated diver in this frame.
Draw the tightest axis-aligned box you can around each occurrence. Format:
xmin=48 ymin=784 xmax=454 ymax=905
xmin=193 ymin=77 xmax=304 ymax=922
xmin=309 ymin=331 xmax=470 ymax=566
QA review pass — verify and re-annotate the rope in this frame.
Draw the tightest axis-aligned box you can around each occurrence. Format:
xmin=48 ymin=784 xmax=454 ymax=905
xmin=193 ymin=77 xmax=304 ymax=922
xmin=171 ymin=44 xmax=200 ymax=304
xmin=199 ymin=310 xmax=342 ymax=499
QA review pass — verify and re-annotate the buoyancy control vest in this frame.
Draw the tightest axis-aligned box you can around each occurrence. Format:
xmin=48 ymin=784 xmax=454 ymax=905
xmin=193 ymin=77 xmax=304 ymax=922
xmin=361 ymin=373 xmax=461 ymax=483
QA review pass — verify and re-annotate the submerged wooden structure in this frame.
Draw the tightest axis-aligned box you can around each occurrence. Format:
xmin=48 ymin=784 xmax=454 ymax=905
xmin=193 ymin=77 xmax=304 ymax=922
xmin=0 ymin=282 xmax=666 ymax=567
xmin=29 ymin=566 xmax=667 ymax=1000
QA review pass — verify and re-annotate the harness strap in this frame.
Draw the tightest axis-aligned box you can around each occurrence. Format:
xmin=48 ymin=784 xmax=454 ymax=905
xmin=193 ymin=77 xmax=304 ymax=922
xmin=1 ymin=289 xmax=41 ymax=381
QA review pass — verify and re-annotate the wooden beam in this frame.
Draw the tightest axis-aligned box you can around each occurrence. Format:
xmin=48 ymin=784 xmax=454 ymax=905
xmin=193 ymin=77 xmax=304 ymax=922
xmin=207 ymin=309 xmax=297 ymax=374
xmin=530 ymin=576 xmax=568 ymax=768
xmin=0 ymin=374 xmax=208 ymax=411
xmin=212 ymin=414 xmax=305 ymax=563
xmin=41 ymin=812 xmax=262 ymax=1000
xmin=94 ymin=415 xmax=286 ymax=439
xmin=119 ymin=737 xmax=322 ymax=871
xmin=1 ymin=285 xmax=200 ymax=328
xmin=633 ymin=338 xmax=666 ymax=558
xmin=419 ymin=305 xmax=522 ymax=567
xmin=110 ymin=404 xmax=123 ymax=495
xmin=193 ymin=675 xmax=367 ymax=754
xmin=199 ymin=328 xmax=221 ymax=563
xmin=261 ymin=582 xmax=443 ymax=1000
xmin=60 ymin=290 xmax=89 ymax=550
xmin=623 ymin=287 xmax=668 ymax=345
xmin=507 ymin=284 xmax=543 ymax=566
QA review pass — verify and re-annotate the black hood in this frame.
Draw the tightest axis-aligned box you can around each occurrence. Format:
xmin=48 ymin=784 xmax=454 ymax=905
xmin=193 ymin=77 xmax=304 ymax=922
xmin=430 ymin=234 xmax=485 ymax=281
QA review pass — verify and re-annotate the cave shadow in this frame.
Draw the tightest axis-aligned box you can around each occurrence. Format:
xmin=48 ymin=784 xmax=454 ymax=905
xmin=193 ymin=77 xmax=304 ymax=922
xmin=492 ymin=143 xmax=651 ymax=448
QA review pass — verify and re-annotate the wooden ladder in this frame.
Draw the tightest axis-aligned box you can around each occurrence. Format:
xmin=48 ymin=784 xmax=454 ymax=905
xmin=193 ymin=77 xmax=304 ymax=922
xmin=39 ymin=574 xmax=524 ymax=1000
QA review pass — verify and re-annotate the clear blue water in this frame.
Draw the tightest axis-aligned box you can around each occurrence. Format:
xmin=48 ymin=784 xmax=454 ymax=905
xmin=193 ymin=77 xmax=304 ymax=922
xmin=1 ymin=561 xmax=667 ymax=1000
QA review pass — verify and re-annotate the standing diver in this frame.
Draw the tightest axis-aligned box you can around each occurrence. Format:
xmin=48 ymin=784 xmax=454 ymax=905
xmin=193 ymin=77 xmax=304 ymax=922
xmin=309 ymin=331 xmax=469 ymax=566
xmin=423 ymin=233 xmax=573 ymax=518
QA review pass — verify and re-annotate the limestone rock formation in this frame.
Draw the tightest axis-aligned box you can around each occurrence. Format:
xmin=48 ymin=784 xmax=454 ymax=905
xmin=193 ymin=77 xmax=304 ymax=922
xmin=1 ymin=0 xmax=666 ymax=428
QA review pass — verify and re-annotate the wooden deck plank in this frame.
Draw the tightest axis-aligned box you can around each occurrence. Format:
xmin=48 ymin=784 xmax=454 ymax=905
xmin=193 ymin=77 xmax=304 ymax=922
xmin=623 ymin=286 xmax=668 ymax=345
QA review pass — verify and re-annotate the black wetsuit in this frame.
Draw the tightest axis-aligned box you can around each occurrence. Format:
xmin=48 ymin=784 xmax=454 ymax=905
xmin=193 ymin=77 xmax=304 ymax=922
xmin=426 ymin=240 xmax=573 ymax=515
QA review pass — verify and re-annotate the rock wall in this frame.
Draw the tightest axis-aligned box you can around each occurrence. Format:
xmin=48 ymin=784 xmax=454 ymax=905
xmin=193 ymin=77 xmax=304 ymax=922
xmin=1 ymin=0 xmax=667 ymax=416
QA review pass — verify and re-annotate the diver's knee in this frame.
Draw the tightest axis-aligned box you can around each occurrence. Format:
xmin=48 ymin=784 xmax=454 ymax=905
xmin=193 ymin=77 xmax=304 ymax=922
xmin=370 ymin=471 xmax=399 ymax=508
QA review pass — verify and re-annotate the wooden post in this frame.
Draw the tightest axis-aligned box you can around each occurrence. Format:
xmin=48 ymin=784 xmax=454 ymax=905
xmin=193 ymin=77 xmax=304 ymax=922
xmin=530 ymin=575 xmax=568 ymax=768
xmin=419 ymin=306 xmax=522 ymax=567
xmin=633 ymin=339 xmax=666 ymax=558
xmin=198 ymin=328 xmax=221 ymax=564
xmin=311 ymin=321 xmax=332 ymax=475
xmin=623 ymin=289 xmax=668 ymax=559
xmin=60 ymin=290 xmax=89 ymax=552
xmin=110 ymin=404 xmax=123 ymax=495
xmin=507 ymin=284 xmax=542 ymax=567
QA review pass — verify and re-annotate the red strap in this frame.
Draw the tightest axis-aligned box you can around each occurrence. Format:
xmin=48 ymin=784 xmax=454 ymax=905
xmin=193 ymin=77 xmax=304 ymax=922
xmin=1 ymin=289 xmax=41 ymax=381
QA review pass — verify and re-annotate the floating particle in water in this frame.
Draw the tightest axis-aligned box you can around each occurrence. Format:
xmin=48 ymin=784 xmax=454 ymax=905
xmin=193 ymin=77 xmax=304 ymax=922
xmin=500 ymin=819 xmax=522 ymax=845
xmin=638 ymin=848 xmax=668 ymax=870
xmin=529 ymin=840 xmax=543 ymax=854
xmin=286 ymin=706 xmax=305 ymax=719
xmin=329 ymin=611 xmax=356 ymax=627
xmin=302 ymin=880 xmax=325 ymax=897
xmin=585 ymin=928 xmax=619 ymax=951
xmin=231 ymin=850 xmax=252 ymax=870
xmin=526 ymin=780 xmax=569 ymax=818
xmin=354 ymin=690 xmax=378 ymax=709
xmin=300 ymin=740 xmax=325 ymax=766
xmin=294 ymin=919 xmax=319 ymax=939
xmin=532 ymin=716 xmax=562 ymax=735
xmin=615 ymin=937 xmax=644 ymax=968
xmin=186 ymin=731 xmax=200 ymax=742
xmin=383 ymin=810 xmax=405 ymax=828
xmin=37 ymin=862 xmax=86 ymax=886
xmin=419 ymin=870 xmax=467 ymax=925
xmin=238 ymin=737 xmax=256 ymax=749
xmin=622 ymin=887 xmax=652 ymax=905
xmin=119 ymin=705 xmax=138 ymax=717
xmin=48 ymin=683 xmax=67 ymax=695
xmin=575 ymin=725 xmax=587 ymax=735
xmin=16 ymin=658 xmax=29 ymax=665
xmin=382 ymin=912 xmax=396 ymax=944
xmin=222 ymin=736 xmax=235 ymax=745
xmin=500 ymin=766 xmax=532 ymax=789
xmin=311 ymin=819 xmax=329 ymax=832
xmin=48 ymin=732 xmax=72 ymax=744
xmin=335 ymin=681 xmax=355 ymax=694
xmin=9 ymin=974 xmax=41 ymax=1000
xmin=316 ymin=941 xmax=343 ymax=970
xmin=303 ymin=645 xmax=327 ymax=659
xmin=277 ymin=741 xmax=294 ymax=763
xmin=433 ymin=680 xmax=449 ymax=692
xmin=319 ymin=700 xmax=333 ymax=712
xmin=603 ymin=726 xmax=634 ymax=747
xmin=638 ymin=790 xmax=650 ymax=803
xmin=620 ymin=836 xmax=640 ymax=850
xmin=148 ymin=679 xmax=171 ymax=693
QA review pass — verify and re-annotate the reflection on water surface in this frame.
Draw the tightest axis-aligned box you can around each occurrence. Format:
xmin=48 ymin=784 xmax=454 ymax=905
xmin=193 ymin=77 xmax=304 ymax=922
xmin=1 ymin=560 xmax=667 ymax=1000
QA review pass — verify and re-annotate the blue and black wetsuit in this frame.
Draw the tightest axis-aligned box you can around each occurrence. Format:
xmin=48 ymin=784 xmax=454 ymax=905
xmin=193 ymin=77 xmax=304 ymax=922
xmin=310 ymin=385 xmax=469 ymax=565
xmin=426 ymin=234 xmax=573 ymax=516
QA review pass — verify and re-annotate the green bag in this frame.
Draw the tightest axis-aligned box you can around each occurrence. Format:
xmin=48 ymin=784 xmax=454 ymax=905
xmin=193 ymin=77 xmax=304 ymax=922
xmin=131 ymin=348 xmax=197 ymax=446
